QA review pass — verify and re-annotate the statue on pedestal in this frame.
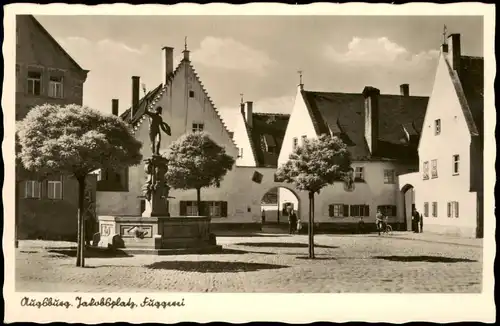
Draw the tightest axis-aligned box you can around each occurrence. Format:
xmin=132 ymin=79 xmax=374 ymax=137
xmin=141 ymin=106 xmax=172 ymax=217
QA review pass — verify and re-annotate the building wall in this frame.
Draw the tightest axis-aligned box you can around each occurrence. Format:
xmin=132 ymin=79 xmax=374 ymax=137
xmin=399 ymin=53 xmax=479 ymax=238
xmin=18 ymin=175 xmax=96 ymax=240
xmin=16 ymin=15 xmax=90 ymax=240
xmin=277 ymin=87 xmax=317 ymax=167
xmin=233 ymin=112 xmax=257 ymax=167
xmin=97 ymin=60 xmax=239 ymax=218
xmin=16 ymin=15 xmax=86 ymax=120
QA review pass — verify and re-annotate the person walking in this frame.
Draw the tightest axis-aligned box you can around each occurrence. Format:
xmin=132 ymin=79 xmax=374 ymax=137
xmin=412 ymin=207 xmax=421 ymax=233
xmin=288 ymin=208 xmax=298 ymax=235
xmin=419 ymin=211 xmax=424 ymax=233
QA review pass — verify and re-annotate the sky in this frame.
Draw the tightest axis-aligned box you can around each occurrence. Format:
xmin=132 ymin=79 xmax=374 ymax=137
xmin=35 ymin=15 xmax=483 ymax=132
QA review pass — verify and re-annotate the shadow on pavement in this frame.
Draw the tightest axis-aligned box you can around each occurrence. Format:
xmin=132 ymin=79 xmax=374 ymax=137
xmin=372 ymin=255 xmax=477 ymax=263
xmin=216 ymin=233 xmax=285 ymax=238
xmin=48 ymin=248 xmax=133 ymax=259
xmin=218 ymin=248 xmax=276 ymax=255
xmin=144 ymin=261 xmax=289 ymax=273
xmin=234 ymin=242 xmax=338 ymax=249
xmin=295 ymin=256 xmax=336 ymax=260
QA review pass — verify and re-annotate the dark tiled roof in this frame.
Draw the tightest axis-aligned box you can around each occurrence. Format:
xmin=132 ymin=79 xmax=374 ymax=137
xmin=458 ymin=56 xmax=484 ymax=138
xmin=248 ymin=113 xmax=290 ymax=167
xmin=302 ymin=91 xmax=429 ymax=161
xmin=120 ymin=84 xmax=164 ymax=124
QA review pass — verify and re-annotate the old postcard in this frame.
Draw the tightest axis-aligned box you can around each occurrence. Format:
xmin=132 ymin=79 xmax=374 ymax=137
xmin=3 ymin=2 xmax=496 ymax=323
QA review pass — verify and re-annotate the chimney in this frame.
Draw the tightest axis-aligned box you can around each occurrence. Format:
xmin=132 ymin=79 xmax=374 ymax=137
xmin=245 ymin=101 xmax=253 ymax=128
xmin=447 ymin=33 xmax=461 ymax=71
xmin=400 ymin=84 xmax=409 ymax=96
xmin=112 ymin=99 xmax=119 ymax=116
xmin=162 ymin=47 xmax=174 ymax=86
xmin=131 ymin=76 xmax=140 ymax=118
xmin=362 ymin=86 xmax=380 ymax=155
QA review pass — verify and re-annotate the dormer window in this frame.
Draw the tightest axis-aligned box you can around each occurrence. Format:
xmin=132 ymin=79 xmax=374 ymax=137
xmin=435 ymin=119 xmax=441 ymax=135
xmin=263 ymin=134 xmax=276 ymax=153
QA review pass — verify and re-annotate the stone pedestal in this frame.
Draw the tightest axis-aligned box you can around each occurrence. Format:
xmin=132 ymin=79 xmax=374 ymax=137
xmin=96 ymin=215 xmax=221 ymax=255
xmin=141 ymin=155 xmax=170 ymax=217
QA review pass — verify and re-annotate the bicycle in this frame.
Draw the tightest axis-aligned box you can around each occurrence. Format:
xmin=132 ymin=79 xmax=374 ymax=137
xmin=377 ymin=220 xmax=393 ymax=235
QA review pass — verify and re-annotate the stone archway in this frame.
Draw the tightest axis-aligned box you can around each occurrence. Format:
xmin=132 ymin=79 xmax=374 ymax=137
xmin=401 ymin=184 xmax=415 ymax=231
xmin=260 ymin=186 xmax=301 ymax=226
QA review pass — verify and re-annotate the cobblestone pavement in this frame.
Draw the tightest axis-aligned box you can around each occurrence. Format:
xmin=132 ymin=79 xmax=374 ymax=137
xmin=16 ymin=234 xmax=482 ymax=293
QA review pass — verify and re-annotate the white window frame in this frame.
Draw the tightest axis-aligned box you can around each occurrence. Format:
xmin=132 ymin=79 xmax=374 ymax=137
xmin=27 ymin=71 xmax=42 ymax=95
xmin=447 ymin=201 xmax=459 ymax=218
xmin=423 ymin=161 xmax=429 ymax=180
xmin=354 ymin=167 xmax=364 ymax=180
xmin=24 ymin=180 xmax=41 ymax=199
xmin=383 ymin=169 xmax=396 ymax=184
xmin=208 ymin=201 xmax=221 ymax=217
xmin=186 ymin=201 xmax=198 ymax=216
xmin=331 ymin=204 xmax=343 ymax=218
xmin=192 ymin=122 xmax=204 ymax=133
xmin=452 ymin=155 xmax=460 ymax=175
xmin=431 ymin=159 xmax=438 ymax=179
xmin=47 ymin=179 xmax=63 ymax=200
xmin=435 ymin=119 xmax=441 ymax=135
xmin=48 ymin=76 xmax=64 ymax=98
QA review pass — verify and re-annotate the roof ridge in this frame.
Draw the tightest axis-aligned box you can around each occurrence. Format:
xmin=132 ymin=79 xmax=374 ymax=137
xmin=305 ymin=89 xmax=429 ymax=99
xmin=187 ymin=62 xmax=238 ymax=148
xmin=253 ymin=112 xmax=291 ymax=117
xmin=29 ymin=15 xmax=88 ymax=74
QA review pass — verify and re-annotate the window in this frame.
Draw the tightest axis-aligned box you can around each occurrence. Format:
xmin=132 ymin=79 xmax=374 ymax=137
xmin=354 ymin=167 xmax=364 ymax=181
xmin=47 ymin=178 xmax=63 ymax=200
xmin=432 ymin=202 xmax=438 ymax=217
xmin=431 ymin=159 xmax=438 ymax=178
xmin=49 ymin=76 xmax=63 ymax=98
xmin=97 ymin=167 xmax=129 ymax=192
xmin=383 ymin=169 xmax=396 ymax=184
xmin=24 ymin=180 xmax=41 ymax=199
xmin=328 ymin=204 xmax=346 ymax=218
xmin=452 ymin=155 xmax=460 ymax=175
xmin=423 ymin=161 xmax=429 ymax=180
xmin=192 ymin=122 xmax=204 ymax=133
xmin=435 ymin=119 xmax=441 ymax=135
xmin=378 ymin=205 xmax=397 ymax=217
xmin=180 ymin=201 xmax=227 ymax=217
xmin=293 ymin=137 xmax=298 ymax=150
xmin=301 ymin=135 xmax=307 ymax=145
xmin=189 ymin=90 xmax=195 ymax=98
xmin=349 ymin=204 xmax=370 ymax=217
xmin=424 ymin=202 xmax=429 ymax=217
xmin=27 ymin=71 xmax=42 ymax=95
xmin=447 ymin=201 xmax=459 ymax=218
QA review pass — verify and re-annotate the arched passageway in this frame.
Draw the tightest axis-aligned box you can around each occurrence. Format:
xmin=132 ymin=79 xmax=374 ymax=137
xmin=260 ymin=186 xmax=300 ymax=225
xmin=401 ymin=184 xmax=415 ymax=231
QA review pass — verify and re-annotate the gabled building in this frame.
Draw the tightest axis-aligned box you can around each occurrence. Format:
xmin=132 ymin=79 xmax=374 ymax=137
xmin=399 ymin=33 xmax=484 ymax=238
xmin=16 ymin=15 xmax=95 ymax=241
xmin=96 ymin=46 xmax=240 ymax=221
xmin=274 ymin=81 xmax=429 ymax=230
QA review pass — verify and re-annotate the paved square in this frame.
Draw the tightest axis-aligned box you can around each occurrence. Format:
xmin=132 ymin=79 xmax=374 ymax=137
xmin=16 ymin=234 xmax=482 ymax=293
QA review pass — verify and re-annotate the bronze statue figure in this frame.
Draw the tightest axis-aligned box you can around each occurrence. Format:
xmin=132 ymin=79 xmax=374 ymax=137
xmin=144 ymin=106 xmax=171 ymax=156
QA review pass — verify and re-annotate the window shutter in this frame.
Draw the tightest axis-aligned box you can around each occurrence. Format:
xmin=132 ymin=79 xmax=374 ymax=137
xmin=455 ymin=202 xmax=459 ymax=218
xmin=221 ymin=201 xmax=228 ymax=217
xmin=447 ymin=202 xmax=451 ymax=217
xmin=365 ymin=205 xmax=370 ymax=217
xmin=392 ymin=206 xmax=397 ymax=217
xmin=328 ymin=205 xmax=334 ymax=217
xmin=180 ymin=201 xmax=187 ymax=216
xmin=343 ymin=205 xmax=349 ymax=217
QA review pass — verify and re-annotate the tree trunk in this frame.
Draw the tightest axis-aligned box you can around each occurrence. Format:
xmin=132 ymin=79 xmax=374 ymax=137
xmin=76 ymin=176 xmax=86 ymax=267
xmin=308 ymin=191 xmax=315 ymax=259
xmin=196 ymin=187 xmax=201 ymax=216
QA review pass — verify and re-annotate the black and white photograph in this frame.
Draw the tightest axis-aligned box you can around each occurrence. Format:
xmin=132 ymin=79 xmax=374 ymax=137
xmin=3 ymin=2 xmax=495 ymax=323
